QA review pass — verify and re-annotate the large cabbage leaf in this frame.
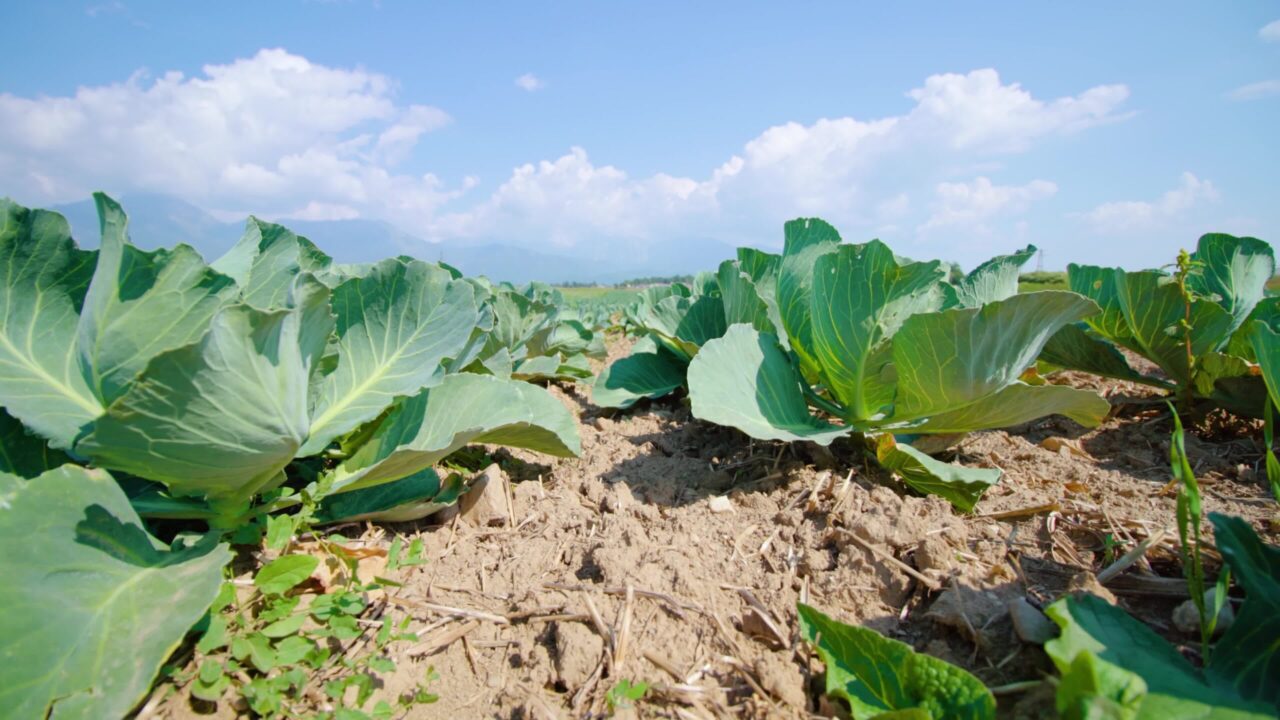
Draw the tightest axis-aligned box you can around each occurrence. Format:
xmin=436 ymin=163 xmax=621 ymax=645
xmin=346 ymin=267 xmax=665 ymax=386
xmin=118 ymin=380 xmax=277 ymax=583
xmin=78 ymin=194 xmax=238 ymax=406
xmin=327 ymin=372 xmax=580 ymax=494
xmin=809 ymin=241 xmax=949 ymax=420
xmin=0 ymin=199 xmax=102 ymax=449
xmin=78 ymin=286 xmax=328 ymax=516
xmin=686 ymin=324 xmax=848 ymax=444
xmin=592 ymin=335 xmax=687 ymax=409
xmin=301 ymin=259 xmax=478 ymax=455
xmin=718 ymin=259 xmax=774 ymax=333
xmin=212 ymin=217 xmax=333 ymax=310
xmin=1113 ymin=270 xmax=1234 ymax=388
xmin=890 ymin=292 xmax=1100 ymax=421
xmin=776 ymin=218 xmax=841 ymax=379
xmin=906 ymin=382 xmax=1109 ymax=435
xmin=1188 ymin=234 xmax=1276 ymax=337
xmin=0 ymin=466 xmax=230 ymax=719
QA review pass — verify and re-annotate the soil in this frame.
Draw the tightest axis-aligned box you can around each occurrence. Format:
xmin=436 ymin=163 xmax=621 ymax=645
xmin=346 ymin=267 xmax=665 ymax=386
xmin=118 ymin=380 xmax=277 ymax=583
xmin=162 ymin=338 xmax=1280 ymax=719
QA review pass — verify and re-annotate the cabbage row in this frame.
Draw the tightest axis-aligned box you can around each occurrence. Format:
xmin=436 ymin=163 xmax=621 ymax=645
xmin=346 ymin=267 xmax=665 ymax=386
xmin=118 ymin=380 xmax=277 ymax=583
xmin=4 ymin=195 xmax=1278 ymax=717
xmin=599 ymin=219 xmax=1108 ymax=510
xmin=0 ymin=194 xmax=594 ymax=717
xmin=597 ymin=218 xmax=1280 ymax=511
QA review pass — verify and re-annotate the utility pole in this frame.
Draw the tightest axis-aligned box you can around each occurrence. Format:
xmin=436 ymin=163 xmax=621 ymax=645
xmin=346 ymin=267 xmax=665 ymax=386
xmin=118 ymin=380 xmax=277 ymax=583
xmin=1036 ymin=248 xmax=1045 ymax=272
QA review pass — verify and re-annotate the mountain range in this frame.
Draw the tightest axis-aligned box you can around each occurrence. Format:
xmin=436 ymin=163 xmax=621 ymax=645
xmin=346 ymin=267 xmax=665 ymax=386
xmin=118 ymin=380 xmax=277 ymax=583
xmin=47 ymin=194 xmax=735 ymax=284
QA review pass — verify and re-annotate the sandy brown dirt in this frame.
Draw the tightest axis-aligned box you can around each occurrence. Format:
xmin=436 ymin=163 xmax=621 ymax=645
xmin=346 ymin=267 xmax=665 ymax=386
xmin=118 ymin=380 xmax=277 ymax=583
xmin=157 ymin=338 xmax=1280 ymax=719
xmin=348 ymin=341 xmax=1277 ymax=719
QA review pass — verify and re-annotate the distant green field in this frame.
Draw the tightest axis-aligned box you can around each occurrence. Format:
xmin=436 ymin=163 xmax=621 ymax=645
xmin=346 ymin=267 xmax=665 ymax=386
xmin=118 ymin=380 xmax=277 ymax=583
xmin=557 ymin=286 xmax=642 ymax=303
xmin=1019 ymin=272 xmax=1280 ymax=293
xmin=1017 ymin=271 xmax=1068 ymax=293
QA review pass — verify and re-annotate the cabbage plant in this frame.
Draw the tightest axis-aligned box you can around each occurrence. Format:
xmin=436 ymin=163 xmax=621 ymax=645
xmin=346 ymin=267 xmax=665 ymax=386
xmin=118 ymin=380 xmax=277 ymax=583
xmin=1040 ymin=234 xmax=1277 ymax=416
xmin=592 ymin=274 xmax=727 ymax=408
xmin=464 ymin=281 xmax=605 ymax=382
xmin=564 ymin=298 xmax=622 ymax=334
xmin=0 ymin=195 xmax=580 ymax=529
xmin=686 ymin=219 xmax=1109 ymax=511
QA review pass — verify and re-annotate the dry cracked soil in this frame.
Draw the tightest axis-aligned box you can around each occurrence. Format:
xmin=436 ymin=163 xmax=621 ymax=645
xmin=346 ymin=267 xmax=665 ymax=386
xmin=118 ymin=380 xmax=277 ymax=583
xmin=160 ymin=337 xmax=1279 ymax=719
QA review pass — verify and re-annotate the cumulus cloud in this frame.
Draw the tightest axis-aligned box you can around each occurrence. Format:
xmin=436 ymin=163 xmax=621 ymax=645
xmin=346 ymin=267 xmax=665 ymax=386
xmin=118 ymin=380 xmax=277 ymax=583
xmin=1227 ymin=80 xmax=1280 ymax=101
xmin=514 ymin=73 xmax=544 ymax=92
xmin=902 ymin=69 xmax=1130 ymax=152
xmin=432 ymin=147 xmax=713 ymax=247
xmin=0 ymin=48 xmax=461 ymax=226
xmin=1080 ymin=172 xmax=1219 ymax=234
xmin=919 ymin=177 xmax=1057 ymax=232
xmin=439 ymin=69 xmax=1129 ymax=254
xmin=2 ymin=54 xmax=1134 ymax=265
xmin=1261 ymin=20 xmax=1280 ymax=42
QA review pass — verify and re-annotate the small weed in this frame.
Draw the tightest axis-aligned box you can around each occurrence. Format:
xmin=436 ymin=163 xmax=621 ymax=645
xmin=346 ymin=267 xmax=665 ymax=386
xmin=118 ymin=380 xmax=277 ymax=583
xmin=1100 ymin=533 xmax=1122 ymax=566
xmin=605 ymin=678 xmax=649 ymax=712
xmin=179 ymin=488 xmax=438 ymax=717
xmin=386 ymin=535 xmax=427 ymax=572
xmin=1169 ymin=405 xmax=1231 ymax=660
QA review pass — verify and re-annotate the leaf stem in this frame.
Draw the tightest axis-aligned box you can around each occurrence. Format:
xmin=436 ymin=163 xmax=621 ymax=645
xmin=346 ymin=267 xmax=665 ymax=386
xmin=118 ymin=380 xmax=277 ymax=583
xmin=802 ymin=383 xmax=848 ymax=420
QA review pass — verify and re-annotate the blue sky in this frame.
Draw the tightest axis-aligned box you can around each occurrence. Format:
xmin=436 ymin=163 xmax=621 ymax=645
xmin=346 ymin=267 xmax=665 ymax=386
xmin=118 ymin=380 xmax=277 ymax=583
xmin=2 ymin=1 xmax=1278 ymax=270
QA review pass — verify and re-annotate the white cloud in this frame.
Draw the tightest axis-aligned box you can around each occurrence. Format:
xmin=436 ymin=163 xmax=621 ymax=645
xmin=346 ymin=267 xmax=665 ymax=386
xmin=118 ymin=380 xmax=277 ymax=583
xmin=1261 ymin=20 xmax=1280 ymax=42
xmin=440 ymin=69 xmax=1128 ymax=255
xmin=0 ymin=48 xmax=460 ymax=227
xmin=902 ymin=69 xmax=1130 ymax=152
xmin=85 ymin=1 xmax=126 ymax=17
xmin=514 ymin=73 xmax=544 ymax=92
xmin=374 ymin=104 xmax=450 ymax=164
xmin=286 ymin=201 xmax=361 ymax=221
xmin=2 ymin=55 xmax=1135 ymax=266
xmin=919 ymin=177 xmax=1057 ymax=232
xmin=432 ymin=147 xmax=714 ymax=248
xmin=1081 ymin=172 xmax=1219 ymax=234
xmin=1227 ymin=79 xmax=1280 ymax=101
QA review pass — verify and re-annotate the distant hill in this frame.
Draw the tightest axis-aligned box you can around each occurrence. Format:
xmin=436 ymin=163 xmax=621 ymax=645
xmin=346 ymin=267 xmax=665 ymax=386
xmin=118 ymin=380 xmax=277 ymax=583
xmin=48 ymin=194 xmax=734 ymax=284
xmin=54 ymin=193 xmax=240 ymax=259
